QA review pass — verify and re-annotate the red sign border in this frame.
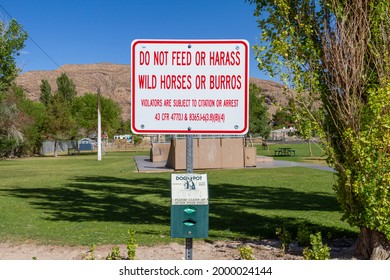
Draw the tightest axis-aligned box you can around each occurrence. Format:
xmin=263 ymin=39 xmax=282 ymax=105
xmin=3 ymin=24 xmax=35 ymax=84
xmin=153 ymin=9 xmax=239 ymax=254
xmin=131 ymin=39 xmax=249 ymax=135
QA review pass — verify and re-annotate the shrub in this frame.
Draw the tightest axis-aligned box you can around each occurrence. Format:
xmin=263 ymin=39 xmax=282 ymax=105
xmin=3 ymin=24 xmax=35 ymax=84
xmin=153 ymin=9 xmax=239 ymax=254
xmin=238 ymin=245 xmax=256 ymax=260
xmin=297 ymin=223 xmax=312 ymax=247
xmin=276 ymin=227 xmax=292 ymax=252
xmin=127 ymin=229 xmax=138 ymax=260
xmin=303 ymin=232 xmax=331 ymax=260
xmin=82 ymin=243 xmax=96 ymax=260
xmin=106 ymin=246 xmax=123 ymax=260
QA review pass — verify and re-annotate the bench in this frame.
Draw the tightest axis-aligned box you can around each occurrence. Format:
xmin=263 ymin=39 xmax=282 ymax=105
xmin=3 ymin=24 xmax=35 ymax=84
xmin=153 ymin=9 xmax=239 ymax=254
xmin=274 ymin=148 xmax=296 ymax=156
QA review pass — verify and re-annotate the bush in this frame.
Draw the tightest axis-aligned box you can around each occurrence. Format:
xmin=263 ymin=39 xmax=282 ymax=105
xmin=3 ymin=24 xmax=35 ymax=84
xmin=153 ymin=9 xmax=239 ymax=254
xmin=297 ymin=223 xmax=312 ymax=247
xmin=127 ymin=229 xmax=138 ymax=260
xmin=238 ymin=245 xmax=256 ymax=260
xmin=106 ymin=246 xmax=123 ymax=260
xmin=276 ymin=227 xmax=292 ymax=252
xmin=303 ymin=232 xmax=331 ymax=260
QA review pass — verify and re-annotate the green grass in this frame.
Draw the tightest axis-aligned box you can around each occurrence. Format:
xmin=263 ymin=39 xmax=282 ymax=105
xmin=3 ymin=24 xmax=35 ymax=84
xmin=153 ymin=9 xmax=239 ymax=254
xmin=256 ymin=142 xmax=327 ymax=163
xmin=0 ymin=151 xmax=357 ymax=246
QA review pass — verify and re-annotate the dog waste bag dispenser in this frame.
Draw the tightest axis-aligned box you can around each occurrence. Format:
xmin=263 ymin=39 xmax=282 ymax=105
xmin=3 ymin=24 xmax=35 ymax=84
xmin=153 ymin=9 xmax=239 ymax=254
xmin=170 ymin=174 xmax=209 ymax=238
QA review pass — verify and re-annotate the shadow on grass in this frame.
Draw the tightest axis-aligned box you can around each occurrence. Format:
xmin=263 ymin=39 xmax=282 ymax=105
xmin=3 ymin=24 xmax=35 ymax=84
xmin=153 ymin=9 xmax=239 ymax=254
xmin=2 ymin=176 xmax=171 ymax=225
xmin=1 ymin=175 xmax=356 ymax=239
xmin=208 ymin=182 xmax=355 ymax=239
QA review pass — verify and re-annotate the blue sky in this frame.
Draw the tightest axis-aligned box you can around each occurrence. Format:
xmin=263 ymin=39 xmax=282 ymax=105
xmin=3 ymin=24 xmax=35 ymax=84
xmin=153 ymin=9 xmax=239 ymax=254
xmin=1 ymin=0 xmax=271 ymax=80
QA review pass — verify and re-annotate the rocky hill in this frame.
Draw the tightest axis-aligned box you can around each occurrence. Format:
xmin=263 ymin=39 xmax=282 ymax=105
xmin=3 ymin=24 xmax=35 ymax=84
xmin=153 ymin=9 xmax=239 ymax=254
xmin=16 ymin=63 xmax=286 ymax=120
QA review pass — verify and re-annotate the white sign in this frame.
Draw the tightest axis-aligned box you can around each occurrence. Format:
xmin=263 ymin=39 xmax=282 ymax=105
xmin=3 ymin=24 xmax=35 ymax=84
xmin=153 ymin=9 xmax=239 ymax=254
xmin=131 ymin=39 xmax=249 ymax=134
xmin=171 ymin=174 xmax=208 ymax=205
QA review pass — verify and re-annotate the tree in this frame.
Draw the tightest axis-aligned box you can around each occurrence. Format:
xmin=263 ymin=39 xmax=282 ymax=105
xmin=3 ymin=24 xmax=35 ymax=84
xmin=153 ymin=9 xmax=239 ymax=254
xmin=116 ymin=119 xmax=131 ymax=135
xmin=0 ymin=95 xmax=23 ymax=157
xmin=0 ymin=18 xmax=28 ymax=157
xmin=39 ymin=79 xmax=52 ymax=106
xmin=72 ymin=92 xmax=122 ymax=138
xmin=21 ymin=100 xmax=47 ymax=155
xmin=56 ymin=73 xmax=77 ymax=101
xmin=39 ymin=74 xmax=79 ymax=156
xmin=272 ymin=107 xmax=294 ymax=129
xmin=11 ymin=84 xmax=47 ymax=156
xmin=0 ymin=85 xmax=41 ymax=157
xmin=250 ymin=0 xmax=390 ymax=259
xmin=45 ymin=93 xmax=75 ymax=157
xmin=288 ymin=99 xmax=321 ymax=157
xmin=0 ymin=19 xmax=28 ymax=93
xmin=248 ymin=83 xmax=270 ymax=139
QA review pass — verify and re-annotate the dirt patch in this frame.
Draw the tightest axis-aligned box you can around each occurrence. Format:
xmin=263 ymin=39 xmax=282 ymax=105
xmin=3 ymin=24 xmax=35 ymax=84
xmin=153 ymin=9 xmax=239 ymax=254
xmin=0 ymin=239 xmax=358 ymax=260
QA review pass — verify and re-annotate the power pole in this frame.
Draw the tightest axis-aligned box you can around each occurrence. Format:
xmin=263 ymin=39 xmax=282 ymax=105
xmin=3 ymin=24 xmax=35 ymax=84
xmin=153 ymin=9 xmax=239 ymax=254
xmin=97 ymin=88 xmax=102 ymax=161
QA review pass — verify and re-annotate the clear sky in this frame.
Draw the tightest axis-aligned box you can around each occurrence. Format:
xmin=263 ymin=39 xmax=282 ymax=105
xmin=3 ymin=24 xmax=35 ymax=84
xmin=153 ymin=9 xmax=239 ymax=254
xmin=1 ymin=0 xmax=272 ymax=80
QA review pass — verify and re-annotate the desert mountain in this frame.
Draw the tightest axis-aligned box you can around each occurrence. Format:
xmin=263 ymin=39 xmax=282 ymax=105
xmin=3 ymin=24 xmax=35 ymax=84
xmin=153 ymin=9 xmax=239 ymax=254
xmin=16 ymin=63 xmax=286 ymax=120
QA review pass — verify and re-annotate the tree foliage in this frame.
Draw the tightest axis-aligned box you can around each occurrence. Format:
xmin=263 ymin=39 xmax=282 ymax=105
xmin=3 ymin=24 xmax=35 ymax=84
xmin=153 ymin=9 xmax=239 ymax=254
xmin=39 ymin=79 xmax=52 ymax=106
xmin=38 ymin=74 xmax=78 ymax=156
xmin=72 ymin=92 xmax=122 ymax=137
xmin=56 ymin=73 xmax=77 ymax=101
xmin=272 ymin=107 xmax=294 ymax=129
xmin=250 ymin=0 xmax=390 ymax=258
xmin=0 ymin=18 xmax=28 ymax=157
xmin=248 ymin=83 xmax=270 ymax=138
xmin=0 ymin=85 xmax=43 ymax=157
xmin=0 ymin=19 xmax=28 ymax=93
xmin=45 ymin=93 xmax=75 ymax=138
xmin=1 ymin=16 xmax=122 ymax=157
xmin=0 ymin=93 xmax=23 ymax=157
xmin=37 ymin=74 xmax=123 ymax=156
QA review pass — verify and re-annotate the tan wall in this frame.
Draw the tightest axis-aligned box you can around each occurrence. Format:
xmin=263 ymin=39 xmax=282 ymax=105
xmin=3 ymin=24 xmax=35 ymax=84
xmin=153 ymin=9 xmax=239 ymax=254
xmin=166 ymin=139 xmax=187 ymax=168
xmin=166 ymin=138 xmax=247 ymax=170
xmin=244 ymin=147 xmax=257 ymax=167
xmin=221 ymin=138 xmax=244 ymax=168
xmin=150 ymin=143 xmax=171 ymax=162
xmin=198 ymin=139 xmax=222 ymax=169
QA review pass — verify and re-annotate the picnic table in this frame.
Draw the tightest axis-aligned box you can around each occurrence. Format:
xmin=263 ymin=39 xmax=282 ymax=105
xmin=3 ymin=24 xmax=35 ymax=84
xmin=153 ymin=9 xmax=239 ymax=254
xmin=274 ymin=147 xmax=296 ymax=156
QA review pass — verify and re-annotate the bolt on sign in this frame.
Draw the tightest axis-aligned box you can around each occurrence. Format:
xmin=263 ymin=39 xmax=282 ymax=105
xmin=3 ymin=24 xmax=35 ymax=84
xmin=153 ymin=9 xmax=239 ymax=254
xmin=131 ymin=39 xmax=249 ymax=134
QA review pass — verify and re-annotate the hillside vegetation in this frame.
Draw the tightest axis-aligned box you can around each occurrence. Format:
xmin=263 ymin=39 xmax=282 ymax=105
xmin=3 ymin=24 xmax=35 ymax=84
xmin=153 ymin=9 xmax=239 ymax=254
xmin=16 ymin=63 xmax=287 ymax=119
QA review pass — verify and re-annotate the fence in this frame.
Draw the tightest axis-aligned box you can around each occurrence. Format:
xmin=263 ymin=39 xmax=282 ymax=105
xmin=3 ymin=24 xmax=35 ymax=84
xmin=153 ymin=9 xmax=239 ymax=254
xmin=41 ymin=140 xmax=78 ymax=155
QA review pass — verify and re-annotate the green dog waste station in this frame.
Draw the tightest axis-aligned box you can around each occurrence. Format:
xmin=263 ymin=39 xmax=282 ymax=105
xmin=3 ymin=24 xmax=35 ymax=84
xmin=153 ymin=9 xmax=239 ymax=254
xmin=170 ymin=174 xmax=209 ymax=238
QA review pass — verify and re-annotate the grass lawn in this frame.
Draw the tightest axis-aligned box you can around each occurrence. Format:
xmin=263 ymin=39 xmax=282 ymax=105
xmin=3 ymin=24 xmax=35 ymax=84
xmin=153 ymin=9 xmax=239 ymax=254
xmin=0 ymin=151 xmax=357 ymax=247
xmin=256 ymin=142 xmax=327 ymax=163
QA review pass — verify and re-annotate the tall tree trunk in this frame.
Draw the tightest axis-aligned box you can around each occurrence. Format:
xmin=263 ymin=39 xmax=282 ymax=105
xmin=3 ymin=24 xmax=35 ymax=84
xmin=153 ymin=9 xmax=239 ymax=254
xmin=307 ymin=140 xmax=313 ymax=157
xmin=53 ymin=139 xmax=58 ymax=157
xmin=356 ymin=227 xmax=390 ymax=259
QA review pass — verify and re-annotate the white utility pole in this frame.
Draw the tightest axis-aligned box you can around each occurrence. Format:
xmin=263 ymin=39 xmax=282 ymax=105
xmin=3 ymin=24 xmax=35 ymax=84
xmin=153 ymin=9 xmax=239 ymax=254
xmin=97 ymin=88 xmax=102 ymax=161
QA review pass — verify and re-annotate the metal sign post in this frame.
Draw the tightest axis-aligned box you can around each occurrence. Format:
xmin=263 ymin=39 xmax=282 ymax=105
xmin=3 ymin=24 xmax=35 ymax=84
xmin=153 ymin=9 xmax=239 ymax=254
xmin=185 ymin=134 xmax=193 ymax=260
xmin=186 ymin=135 xmax=194 ymax=174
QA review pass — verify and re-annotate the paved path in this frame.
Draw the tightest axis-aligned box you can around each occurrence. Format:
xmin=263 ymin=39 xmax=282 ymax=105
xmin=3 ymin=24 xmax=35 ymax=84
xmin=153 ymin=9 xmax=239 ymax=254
xmin=134 ymin=156 xmax=174 ymax=172
xmin=255 ymin=159 xmax=334 ymax=172
xmin=134 ymin=156 xmax=334 ymax=172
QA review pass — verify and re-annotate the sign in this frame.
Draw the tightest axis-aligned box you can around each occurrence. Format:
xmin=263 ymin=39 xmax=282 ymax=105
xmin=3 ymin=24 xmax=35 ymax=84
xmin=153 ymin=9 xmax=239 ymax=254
xmin=131 ymin=39 xmax=249 ymax=134
xmin=171 ymin=174 xmax=208 ymax=205
xmin=170 ymin=173 xmax=209 ymax=238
